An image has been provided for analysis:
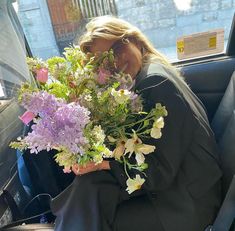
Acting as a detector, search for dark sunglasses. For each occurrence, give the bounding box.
[110,38,130,58]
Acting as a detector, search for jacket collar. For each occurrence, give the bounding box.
[135,62,170,91]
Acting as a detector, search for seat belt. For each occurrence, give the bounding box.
[205,175,235,231]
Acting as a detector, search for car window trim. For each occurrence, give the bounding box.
[0,60,28,82]
[226,13,235,56]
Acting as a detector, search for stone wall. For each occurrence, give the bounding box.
[115,0,235,59]
[17,0,234,60]
[18,0,59,59]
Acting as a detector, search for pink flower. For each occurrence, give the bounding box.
[36,68,48,83]
[19,111,35,125]
[97,68,110,85]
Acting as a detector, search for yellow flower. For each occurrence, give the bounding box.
[126,175,145,194]
[113,140,126,160]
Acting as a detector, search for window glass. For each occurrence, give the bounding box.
[15,0,234,61]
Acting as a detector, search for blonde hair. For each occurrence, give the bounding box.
[79,16,169,66]
[78,16,210,127]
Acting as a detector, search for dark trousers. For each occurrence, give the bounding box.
[51,171,122,231]
[50,171,164,231]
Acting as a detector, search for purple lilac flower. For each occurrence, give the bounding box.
[21,91,65,117]
[25,121,55,153]
[22,92,90,154]
[54,103,90,153]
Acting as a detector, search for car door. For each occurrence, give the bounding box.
[0,0,34,227]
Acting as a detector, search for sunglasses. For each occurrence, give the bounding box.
[110,38,130,58]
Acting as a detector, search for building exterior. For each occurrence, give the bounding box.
[17,0,234,61]
[46,0,82,53]
[115,0,235,60]
[17,0,116,58]
[17,0,60,59]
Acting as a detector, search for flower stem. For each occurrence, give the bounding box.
[123,157,131,179]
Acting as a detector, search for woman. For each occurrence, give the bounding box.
[51,16,222,231]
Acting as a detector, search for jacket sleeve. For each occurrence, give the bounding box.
[109,75,197,195]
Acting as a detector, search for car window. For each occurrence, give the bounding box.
[14,0,234,61]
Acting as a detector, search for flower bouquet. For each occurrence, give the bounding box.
[10,46,167,194]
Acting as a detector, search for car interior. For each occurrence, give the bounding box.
[0,0,235,230]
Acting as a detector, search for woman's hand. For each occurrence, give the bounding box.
[72,161,110,175]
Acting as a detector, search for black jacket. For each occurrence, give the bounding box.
[50,63,222,231]
[110,63,222,231]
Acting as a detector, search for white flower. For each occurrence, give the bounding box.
[150,117,164,139]
[92,125,105,144]
[135,152,145,166]
[126,175,145,194]
[84,94,92,101]
[124,133,140,155]
[111,88,131,104]
[150,127,162,139]
[125,133,155,157]
[102,146,113,158]
[136,144,156,154]
[154,117,164,129]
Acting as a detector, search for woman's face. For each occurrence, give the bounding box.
[89,38,142,79]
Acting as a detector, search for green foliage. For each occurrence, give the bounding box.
[18,82,38,103]
[9,141,27,151]
[63,46,87,72]
[46,56,67,82]
[45,82,70,100]
[26,57,47,72]
[54,148,78,168]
